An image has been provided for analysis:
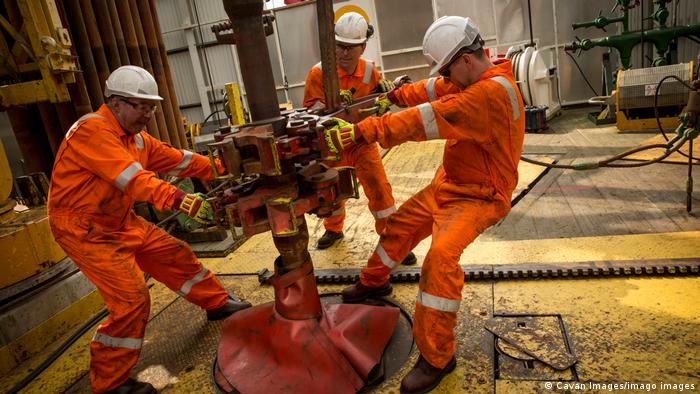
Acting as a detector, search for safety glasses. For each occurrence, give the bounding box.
[119,97,157,114]
[335,43,363,53]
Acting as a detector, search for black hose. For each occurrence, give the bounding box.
[520,136,688,170]
[653,74,699,162]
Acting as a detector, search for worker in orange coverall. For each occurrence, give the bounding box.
[48,66,252,394]
[326,16,525,394]
[303,12,416,266]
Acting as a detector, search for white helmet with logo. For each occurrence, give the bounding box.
[335,12,371,45]
[104,65,163,100]
[422,16,483,76]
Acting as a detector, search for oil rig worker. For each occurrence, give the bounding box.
[303,12,416,266]
[327,16,525,393]
[47,65,252,394]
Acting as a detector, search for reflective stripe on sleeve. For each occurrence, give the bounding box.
[417,290,461,312]
[115,162,144,191]
[167,150,193,176]
[417,103,439,140]
[362,60,373,85]
[314,61,322,70]
[376,243,398,269]
[426,77,437,102]
[134,133,144,150]
[177,267,209,297]
[66,113,106,138]
[93,332,143,350]
[331,207,346,216]
[489,76,521,120]
[372,205,396,219]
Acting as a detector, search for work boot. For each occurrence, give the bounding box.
[105,378,157,394]
[400,355,457,394]
[401,252,418,265]
[206,294,252,321]
[341,281,392,303]
[316,230,344,249]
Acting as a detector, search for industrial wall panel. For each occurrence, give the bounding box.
[434,0,496,39]
[156,0,189,49]
[274,3,320,88]
[168,52,201,107]
[557,47,606,104]
[555,0,612,43]
[200,45,238,91]
[189,0,228,27]
[375,0,433,52]
[182,107,205,125]
[266,32,285,88]
[382,51,426,71]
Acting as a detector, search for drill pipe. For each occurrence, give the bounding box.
[223,0,281,124]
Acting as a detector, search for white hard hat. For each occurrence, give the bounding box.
[422,16,482,76]
[335,12,369,45]
[104,65,163,100]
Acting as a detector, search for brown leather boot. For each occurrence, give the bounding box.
[341,281,392,303]
[400,355,456,394]
[105,378,157,394]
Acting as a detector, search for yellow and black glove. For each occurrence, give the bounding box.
[339,89,354,105]
[323,117,356,153]
[173,190,213,225]
[377,79,395,93]
[374,93,394,115]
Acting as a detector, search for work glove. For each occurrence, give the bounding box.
[377,79,395,93]
[374,93,394,115]
[173,190,214,225]
[339,89,354,105]
[392,74,413,88]
[323,117,356,153]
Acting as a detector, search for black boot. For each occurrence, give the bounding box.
[341,281,392,303]
[105,378,157,394]
[316,230,344,249]
[401,252,418,265]
[207,294,252,321]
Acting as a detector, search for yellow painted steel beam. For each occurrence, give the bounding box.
[224,82,245,126]
[0,289,103,375]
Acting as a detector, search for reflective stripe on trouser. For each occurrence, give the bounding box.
[359,178,509,368]
[48,212,229,393]
[323,142,395,233]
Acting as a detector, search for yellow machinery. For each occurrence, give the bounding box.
[0,140,66,290]
[615,62,695,131]
[0,0,78,108]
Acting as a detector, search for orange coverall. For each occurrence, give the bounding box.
[355,60,525,368]
[303,58,396,234]
[48,104,229,393]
